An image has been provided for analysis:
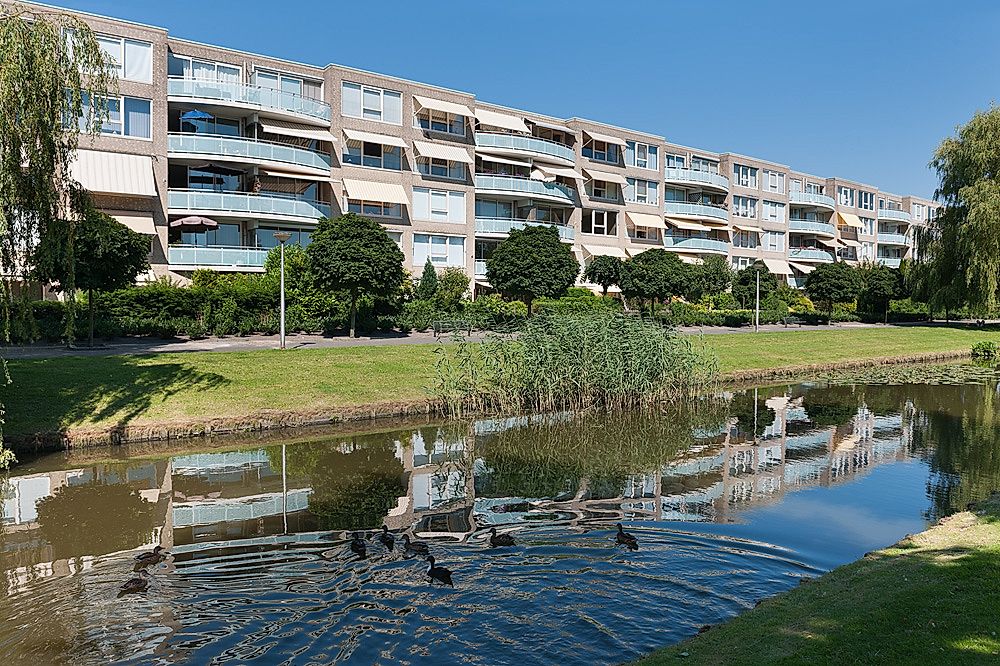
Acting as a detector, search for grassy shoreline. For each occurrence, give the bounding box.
[0,325,994,446]
[635,495,1000,665]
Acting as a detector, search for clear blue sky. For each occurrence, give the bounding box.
[46,0,1000,197]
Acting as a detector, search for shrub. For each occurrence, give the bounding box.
[397,299,441,332]
[463,294,527,330]
[971,341,999,359]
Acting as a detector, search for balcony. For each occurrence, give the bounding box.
[474,174,576,205]
[788,247,834,263]
[663,167,730,192]
[168,189,331,223]
[168,245,269,271]
[167,77,332,124]
[475,132,575,165]
[475,260,487,276]
[167,133,332,173]
[788,219,837,237]
[789,191,837,210]
[878,257,902,268]
[877,208,912,223]
[877,232,908,246]
[662,236,729,254]
[663,201,729,222]
[475,217,574,241]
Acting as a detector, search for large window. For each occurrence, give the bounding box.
[625,141,658,170]
[414,108,465,136]
[347,200,402,218]
[174,222,241,247]
[858,190,875,211]
[625,178,658,205]
[665,153,686,168]
[168,54,241,83]
[254,70,323,100]
[413,234,465,267]
[805,182,824,195]
[732,195,758,218]
[582,210,618,235]
[764,231,785,252]
[343,142,402,170]
[78,93,151,139]
[586,179,618,201]
[763,170,785,193]
[733,164,758,188]
[342,82,402,124]
[732,230,758,248]
[475,199,514,219]
[413,188,465,224]
[860,217,875,236]
[582,140,619,163]
[912,203,926,221]
[416,157,464,180]
[762,200,786,223]
[837,186,856,207]
[254,226,312,248]
[98,35,152,83]
[690,156,719,174]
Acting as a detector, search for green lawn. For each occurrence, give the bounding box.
[635,495,1000,665]
[0,325,994,438]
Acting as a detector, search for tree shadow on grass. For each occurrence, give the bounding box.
[2,355,230,447]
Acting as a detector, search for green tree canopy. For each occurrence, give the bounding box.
[858,263,904,321]
[434,267,469,311]
[486,225,578,309]
[686,255,733,301]
[415,259,438,301]
[731,261,779,309]
[805,261,862,313]
[619,249,691,312]
[582,255,623,297]
[306,213,405,337]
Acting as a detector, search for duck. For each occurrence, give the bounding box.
[488,527,517,547]
[133,545,169,570]
[425,556,454,587]
[615,523,639,551]
[117,571,150,597]
[350,532,367,559]
[401,534,429,558]
[378,525,395,551]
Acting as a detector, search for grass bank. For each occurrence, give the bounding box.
[0,325,993,444]
[635,495,1000,665]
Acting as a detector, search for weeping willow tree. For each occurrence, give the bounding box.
[0,2,116,467]
[913,106,1000,315]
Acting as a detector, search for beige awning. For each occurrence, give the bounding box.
[584,168,629,185]
[477,153,532,168]
[837,211,864,229]
[733,224,764,234]
[257,118,336,142]
[789,261,816,274]
[110,210,155,235]
[583,244,629,259]
[678,255,704,265]
[625,211,666,229]
[536,164,585,180]
[343,128,408,148]
[817,237,839,248]
[627,245,654,256]
[583,129,626,147]
[261,169,330,183]
[762,258,792,274]
[841,238,862,248]
[530,118,575,134]
[665,216,712,232]
[413,94,473,118]
[71,149,156,197]
[412,140,474,164]
[342,178,409,205]
[474,108,530,133]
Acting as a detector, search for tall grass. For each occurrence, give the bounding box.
[433,312,718,414]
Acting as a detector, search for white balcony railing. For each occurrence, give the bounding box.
[788,219,837,236]
[168,245,269,269]
[663,201,729,221]
[877,208,912,223]
[877,232,909,246]
[167,76,332,123]
[663,167,730,191]
[474,174,576,204]
[168,189,331,221]
[475,217,574,241]
[168,133,332,172]
[788,247,835,262]
[662,236,729,254]
[475,132,576,164]
[789,191,837,209]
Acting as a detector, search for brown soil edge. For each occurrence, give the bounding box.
[6,349,972,454]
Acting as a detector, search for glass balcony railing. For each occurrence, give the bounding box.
[663,167,730,191]
[474,174,576,204]
[167,76,332,123]
[168,133,332,172]
[475,260,487,276]
[877,208,912,222]
[168,245,270,269]
[168,189,331,221]
[789,191,837,209]
[877,232,909,246]
[662,236,729,253]
[663,201,729,221]
[788,247,835,262]
[475,217,574,241]
[788,219,837,236]
[877,257,902,268]
[475,132,576,164]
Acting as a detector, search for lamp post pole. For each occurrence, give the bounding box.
[273,231,292,350]
[755,270,760,333]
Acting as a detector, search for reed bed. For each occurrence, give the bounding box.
[433,312,719,415]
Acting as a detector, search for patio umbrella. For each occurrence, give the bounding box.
[170,216,218,232]
[180,109,214,121]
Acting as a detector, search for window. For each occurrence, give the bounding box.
[733,231,758,248]
[690,156,719,174]
[837,186,856,207]
[858,191,875,211]
[860,217,875,236]
[625,141,658,170]
[347,200,403,218]
[342,82,402,124]
[732,195,758,218]
[413,188,466,224]
[582,140,619,163]
[625,178,658,205]
[98,35,152,83]
[764,231,785,252]
[665,153,686,168]
[254,70,323,101]
[764,170,785,194]
[254,226,312,248]
[413,234,465,267]
[789,179,802,193]
[731,256,753,270]
[861,242,875,260]
[913,203,926,221]
[805,182,824,195]
[762,200,786,223]
[174,222,241,247]
[78,93,151,139]
[343,142,402,170]
[167,54,240,83]
[532,205,567,225]
[414,108,465,136]
[631,225,659,241]
[416,157,465,180]
[475,199,514,219]
[587,179,618,201]
[582,210,618,235]
[733,164,758,188]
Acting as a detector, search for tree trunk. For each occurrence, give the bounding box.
[88,288,95,347]
[349,291,358,338]
[602,285,608,297]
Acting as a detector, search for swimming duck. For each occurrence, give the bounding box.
[425,556,454,587]
[350,532,367,559]
[401,534,429,558]
[488,527,516,547]
[615,523,639,551]
[378,525,395,551]
[118,571,150,597]
[133,545,169,570]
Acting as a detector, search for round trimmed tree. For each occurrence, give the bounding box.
[732,261,779,309]
[486,225,578,310]
[619,249,691,314]
[805,261,862,315]
[582,255,623,297]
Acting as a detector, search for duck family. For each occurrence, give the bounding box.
[119,545,171,597]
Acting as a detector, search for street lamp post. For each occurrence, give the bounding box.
[273,231,292,350]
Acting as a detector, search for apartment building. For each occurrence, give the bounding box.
[35,3,938,293]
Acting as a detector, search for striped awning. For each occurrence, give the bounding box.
[257,118,336,142]
[110,210,156,235]
[536,164,585,180]
[733,224,764,234]
[529,118,575,134]
[70,149,156,197]
[841,238,862,248]
[584,168,629,185]
[789,261,816,274]
[474,108,529,133]
[343,128,408,148]
[413,95,473,118]
[837,211,864,229]
[665,217,712,232]
[817,237,839,248]
[582,129,626,146]
[412,140,474,164]
[583,244,629,258]
[762,258,792,274]
[342,179,409,205]
[625,211,666,229]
